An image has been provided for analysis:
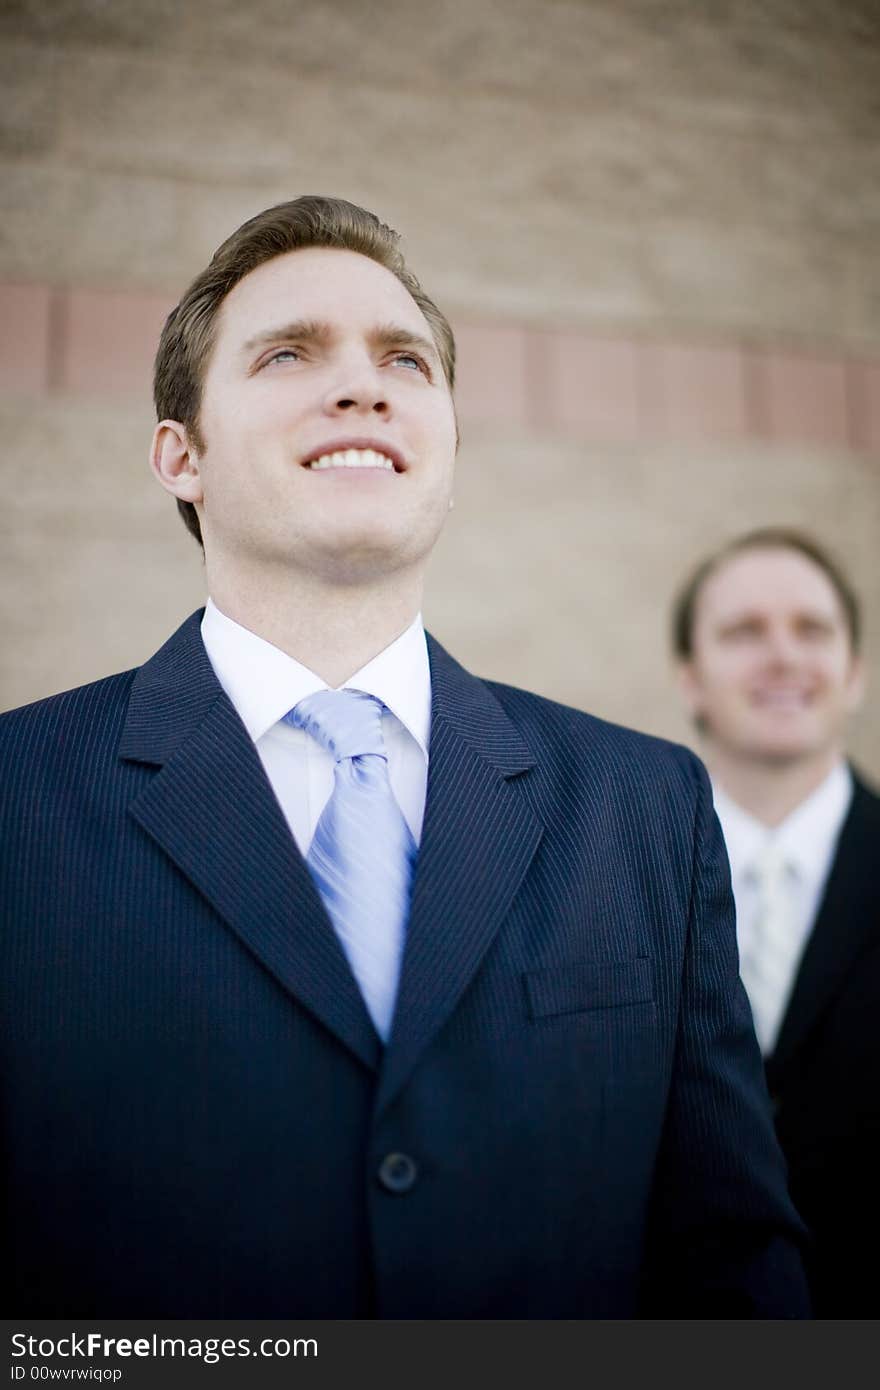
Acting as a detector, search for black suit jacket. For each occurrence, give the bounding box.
[1,612,809,1317]
[765,772,880,1318]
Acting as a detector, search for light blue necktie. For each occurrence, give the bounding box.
[286,689,417,1042]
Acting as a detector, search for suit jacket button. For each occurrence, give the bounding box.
[378,1152,418,1194]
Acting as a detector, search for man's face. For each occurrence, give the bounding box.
[185,247,457,585]
[678,547,864,766]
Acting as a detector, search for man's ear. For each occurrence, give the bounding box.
[675,660,704,721]
[845,654,867,715]
[149,420,204,504]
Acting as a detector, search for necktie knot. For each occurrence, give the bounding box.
[748,841,796,896]
[287,688,387,762]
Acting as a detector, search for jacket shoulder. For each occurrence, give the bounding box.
[1,668,138,721]
[0,669,138,764]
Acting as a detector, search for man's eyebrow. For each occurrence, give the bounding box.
[368,323,440,362]
[239,319,440,365]
[716,612,765,630]
[241,319,332,354]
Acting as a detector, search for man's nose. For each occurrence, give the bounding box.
[323,359,390,416]
[764,626,803,666]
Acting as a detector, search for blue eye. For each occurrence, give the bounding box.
[266,348,301,365]
[394,353,424,372]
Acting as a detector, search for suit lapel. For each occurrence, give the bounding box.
[376,636,543,1114]
[769,777,880,1087]
[119,612,381,1073]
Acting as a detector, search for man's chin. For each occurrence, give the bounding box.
[296,513,448,586]
[742,735,830,769]
[302,537,423,587]
[707,720,831,769]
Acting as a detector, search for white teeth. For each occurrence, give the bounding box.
[754,691,809,706]
[308,448,395,471]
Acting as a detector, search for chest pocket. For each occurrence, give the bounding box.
[523,956,654,1021]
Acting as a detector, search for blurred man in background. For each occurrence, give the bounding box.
[673,527,879,1317]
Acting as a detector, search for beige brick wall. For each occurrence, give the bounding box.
[2,0,879,777]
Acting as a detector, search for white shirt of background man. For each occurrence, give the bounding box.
[200,598,431,856]
[713,760,853,1056]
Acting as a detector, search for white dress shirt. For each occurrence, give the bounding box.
[200,599,431,857]
[713,760,853,1053]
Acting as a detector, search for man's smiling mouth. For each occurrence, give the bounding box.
[308,448,395,471]
[750,688,814,708]
[301,441,406,472]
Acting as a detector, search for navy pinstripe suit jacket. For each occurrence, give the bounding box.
[1,611,809,1317]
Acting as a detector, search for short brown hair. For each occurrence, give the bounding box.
[153,195,457,545]
[672,527,862,657]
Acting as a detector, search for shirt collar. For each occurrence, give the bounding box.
[713,760,853,885]
[200,598,431,757]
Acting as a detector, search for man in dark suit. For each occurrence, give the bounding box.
[2,197,808,1318]
[673,527,879,1317]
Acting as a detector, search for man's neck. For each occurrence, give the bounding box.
[705,744,845,828]
[206,563,425,688]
